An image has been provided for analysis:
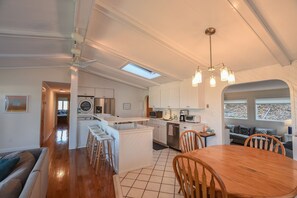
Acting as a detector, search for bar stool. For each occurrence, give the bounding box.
[93,134,114,174]
[87,125,106,165]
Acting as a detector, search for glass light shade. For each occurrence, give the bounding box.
[210,75,216,87]
[192,76,198,87]
[220,66,229,81]
[228,71,235,84]
[194,68,202,83]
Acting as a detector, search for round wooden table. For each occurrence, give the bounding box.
[184,145,297,197]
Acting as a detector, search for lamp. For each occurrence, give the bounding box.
[192,27,236,87]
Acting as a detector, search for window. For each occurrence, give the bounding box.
[224,99,247,119]
[121,63,161,79]
[58,100,68,111]
[255,98,291,121]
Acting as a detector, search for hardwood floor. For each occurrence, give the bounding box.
[44,124,115,198]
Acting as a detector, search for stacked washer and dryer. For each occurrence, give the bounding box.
[77,96,94,120]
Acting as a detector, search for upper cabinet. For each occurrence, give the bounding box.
[180,78,205,109]
[95,88,114,98]
[78,87,95,96]
[149,86,161,108]
[160,82,180,108]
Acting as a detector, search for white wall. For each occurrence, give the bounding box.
[43,83,57,143]
[197,62,297,159]
[78,71,148,117]
[0,67,70,152]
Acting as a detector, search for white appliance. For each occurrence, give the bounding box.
[185,115,201,123]
[78,96,94,114]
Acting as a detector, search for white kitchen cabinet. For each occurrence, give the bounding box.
[158,121,167,145]
[78,86,95,96]
[149,119,167,144]
[180,78,205,109]
[95,88,114,98]
[160,82,180,108]
[149,86,161,108]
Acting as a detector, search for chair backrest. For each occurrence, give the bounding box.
[244,133,286,156]
[173,154,228,198]
[180,130,205,153]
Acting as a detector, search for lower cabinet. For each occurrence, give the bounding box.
[148,119,167,145]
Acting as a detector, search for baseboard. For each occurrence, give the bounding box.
[0,145,40,153]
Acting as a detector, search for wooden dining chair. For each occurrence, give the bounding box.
[244,133,286,156]
[173,154,228,198]
[180,130,205,153]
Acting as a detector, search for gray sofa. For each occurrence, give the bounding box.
[0,148,49,198]
[227,125,293,158]
[227,125,277,145]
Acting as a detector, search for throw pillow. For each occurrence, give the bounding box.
[0,157,20,182]
[239,126,250,136]
[255,129,267,134]
[233,125,240,134]
[0,178,22,198]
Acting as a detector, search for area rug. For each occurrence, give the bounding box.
[153,142,168,150]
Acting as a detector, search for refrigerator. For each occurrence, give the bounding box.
[94,98,115,115]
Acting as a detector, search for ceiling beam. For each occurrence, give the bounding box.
[80,69,148,90]
[91,61,160,86]
[94,0,208,67]
[228,0,291,66]
[0,28,71,40]
[85,39,183,81]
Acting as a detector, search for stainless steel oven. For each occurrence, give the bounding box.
[167,122,180,150]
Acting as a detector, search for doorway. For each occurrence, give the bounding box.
[40,81,71,146]
[223,80,293,158]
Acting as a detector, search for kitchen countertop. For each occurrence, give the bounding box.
[149,118,204,125]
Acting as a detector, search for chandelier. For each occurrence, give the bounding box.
[192,27,235,87]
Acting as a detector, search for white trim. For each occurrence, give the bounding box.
[0,28,71,40]
[94,1,207,67]
[92,61,160,86]
[227,0,291,66]
[85,39,182,81]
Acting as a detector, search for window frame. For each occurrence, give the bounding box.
[255,97,291,122]
[224,99,248,120]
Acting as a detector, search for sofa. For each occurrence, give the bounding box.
[0,148,49,198]
[227,125,293,158]
[227,125,277,145]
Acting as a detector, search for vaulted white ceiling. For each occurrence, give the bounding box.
[0,0,297,89]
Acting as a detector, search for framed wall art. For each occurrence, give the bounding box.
[4,95,29,112]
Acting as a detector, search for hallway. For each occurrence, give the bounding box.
[44,124,115,198]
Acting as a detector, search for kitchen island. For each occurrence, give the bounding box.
[78,114,153,173]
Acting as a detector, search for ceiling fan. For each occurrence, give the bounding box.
[71,55,97,68]
[70,32,96,68]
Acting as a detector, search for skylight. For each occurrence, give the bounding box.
[121,63,161,79]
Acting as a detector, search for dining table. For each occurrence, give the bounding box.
[183,145,297,197]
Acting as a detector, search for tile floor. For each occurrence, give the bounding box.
[118,148,183,198]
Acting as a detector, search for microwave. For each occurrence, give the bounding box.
[149,111,163,118]
[185,115,201,123]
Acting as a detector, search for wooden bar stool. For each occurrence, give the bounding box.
[87,125,106,165]
[93,134,114,175]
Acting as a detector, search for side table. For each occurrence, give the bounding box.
[198,132,215,147]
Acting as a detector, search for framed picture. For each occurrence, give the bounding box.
[4,95,29,112]
[123,103,131,110]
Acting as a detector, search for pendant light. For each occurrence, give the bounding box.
[220,64,229,81]
[228,70,235,84]
[192,66,202,87]
[210,75,216,87]
[191,27,236,87]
